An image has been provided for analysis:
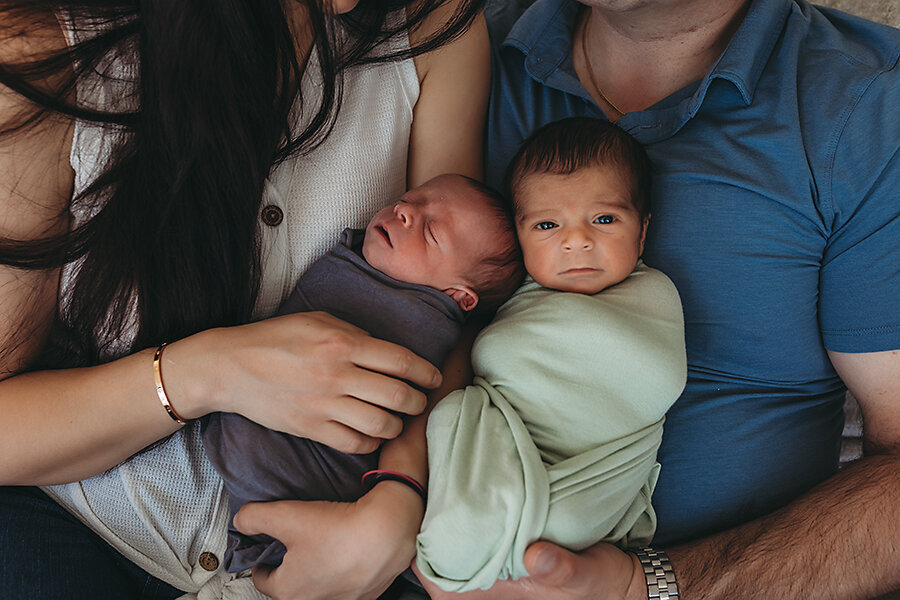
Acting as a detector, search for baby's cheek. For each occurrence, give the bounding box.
[523,254,552,287]
[362,246,397,280]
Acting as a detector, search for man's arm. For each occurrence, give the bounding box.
[661,349,900,599]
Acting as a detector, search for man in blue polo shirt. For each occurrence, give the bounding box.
[466,0,900,597]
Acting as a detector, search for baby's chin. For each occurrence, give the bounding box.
[538,277,613,295]
[360,232,375,263]
[360,228,387,270]
[360,234,406,283]
[556,284,608,295]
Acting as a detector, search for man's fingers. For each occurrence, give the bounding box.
[524,541,578,587]
[351,336,442,391]
[250,563,277,597]
[233,501,298,538]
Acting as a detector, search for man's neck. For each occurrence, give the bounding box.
[573,0,751,118]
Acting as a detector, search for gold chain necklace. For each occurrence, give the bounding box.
[581,15,625,117]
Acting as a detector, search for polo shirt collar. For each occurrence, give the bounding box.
[502,0,793,107]
[709,0,793,105]
[503,0,591,100]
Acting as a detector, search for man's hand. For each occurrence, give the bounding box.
[233,482,424,600]
[413,541,643,600]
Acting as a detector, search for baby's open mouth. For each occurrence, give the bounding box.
[376,225,392,247]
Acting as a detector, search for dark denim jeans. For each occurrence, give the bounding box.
[0,486,184,600]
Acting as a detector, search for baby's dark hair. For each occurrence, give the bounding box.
[504,118,652,220]
[458,176,524,316]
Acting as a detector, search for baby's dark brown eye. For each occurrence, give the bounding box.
[594,215,616,224]
[535,221,557,230]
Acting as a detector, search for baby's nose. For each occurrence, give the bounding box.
[393,203,412,226]
[562,228,594,251]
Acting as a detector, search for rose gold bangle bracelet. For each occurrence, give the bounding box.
[153,342,187,425]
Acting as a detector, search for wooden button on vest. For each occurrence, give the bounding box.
[261,205,284,227]
[199,551,220,571]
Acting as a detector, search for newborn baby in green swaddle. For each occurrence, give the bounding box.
[415,118,687,592]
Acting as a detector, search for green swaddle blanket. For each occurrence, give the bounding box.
[415,261,686,592]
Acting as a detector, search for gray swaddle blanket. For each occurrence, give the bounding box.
[415,262,686,592]
[202,228,464,573]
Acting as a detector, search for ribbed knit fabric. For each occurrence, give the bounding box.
[44,11,418,599]
[255,24,418,318]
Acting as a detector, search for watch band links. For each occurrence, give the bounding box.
[635,547,679,600]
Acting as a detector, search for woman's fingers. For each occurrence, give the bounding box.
[203,311,443,444]
[341,365,429,416]
[234,503,295,598]
[349,333,442,391]
[313,419,382,455]
[324,394,404,440]
[293,311,441,393]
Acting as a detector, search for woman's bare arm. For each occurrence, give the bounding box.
[408,3,491,185]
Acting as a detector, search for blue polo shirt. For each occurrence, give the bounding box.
[485,0,900,545]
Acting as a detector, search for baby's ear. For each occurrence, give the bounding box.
[444,286,479,312]
[639,213,651,255]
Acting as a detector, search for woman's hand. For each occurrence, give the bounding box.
[165,311,442,454]
[413,540,643,600]
[233,482,425,600]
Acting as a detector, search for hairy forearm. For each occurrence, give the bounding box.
[668,454,900,599]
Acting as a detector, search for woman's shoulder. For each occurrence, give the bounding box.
[0,8,74,132]
[0,9,74,229]
[407,0,489,83]
[0,8,68,62]
[404,0,490,182]
[0,10,74,375]
[0,8,73,108]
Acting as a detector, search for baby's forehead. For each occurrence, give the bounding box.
[516,164,633,189]
[421,174,513,235]
[514,170,637,210]
[453,195,512,249]
[438,181,506,220]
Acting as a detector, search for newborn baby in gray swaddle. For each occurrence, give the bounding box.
[201,174,524,574]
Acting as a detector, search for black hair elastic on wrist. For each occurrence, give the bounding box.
[361,470,427,502]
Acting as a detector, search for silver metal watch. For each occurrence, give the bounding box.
[634,547,679,600]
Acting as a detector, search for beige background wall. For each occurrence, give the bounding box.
[816,0,898,26]
[816,0,897,467]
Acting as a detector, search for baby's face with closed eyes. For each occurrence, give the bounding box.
[362,174,511,311]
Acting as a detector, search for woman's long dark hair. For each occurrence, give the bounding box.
[0,0,483,367]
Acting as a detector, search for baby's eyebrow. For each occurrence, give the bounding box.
[517,208,553,222]
[593,197,636,211]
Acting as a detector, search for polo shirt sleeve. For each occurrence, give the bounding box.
[819,55,900,353]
